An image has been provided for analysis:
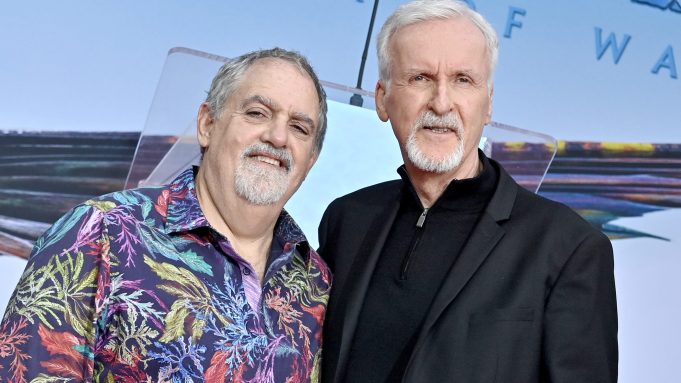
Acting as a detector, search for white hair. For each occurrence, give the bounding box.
[377,0,499,86]
[234,142,294,205]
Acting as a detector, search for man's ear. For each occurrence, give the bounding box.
[375,81,390,122]
[197,103,215,149]
[486,86,494,124]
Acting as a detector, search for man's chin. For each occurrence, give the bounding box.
[236,187,286,206]
[234,170,290,206]
[406,148,463,174]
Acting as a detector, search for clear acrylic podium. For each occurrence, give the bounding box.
[125,48,557,247]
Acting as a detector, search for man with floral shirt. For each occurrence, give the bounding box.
[0,48,331,382]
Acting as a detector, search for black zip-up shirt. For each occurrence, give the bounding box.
[345,152,499,382]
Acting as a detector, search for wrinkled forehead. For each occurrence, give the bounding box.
[235,59,320,122]
[388,17,491,79]
[392,17,487,53]
[244,60,317,100]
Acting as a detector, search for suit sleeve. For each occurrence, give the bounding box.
[542,231,618,382]
[0,203,108,383]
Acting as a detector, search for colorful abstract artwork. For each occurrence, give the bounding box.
[1,132,679,260]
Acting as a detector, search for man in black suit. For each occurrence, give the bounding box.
[318,1,618,382]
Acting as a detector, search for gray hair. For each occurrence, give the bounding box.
[377,0,499,86]
[205,47,328,154]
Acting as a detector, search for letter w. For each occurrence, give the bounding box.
[595,27,631,65]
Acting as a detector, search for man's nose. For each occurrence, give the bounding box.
[261,118,288,148]
[428,82,454,115]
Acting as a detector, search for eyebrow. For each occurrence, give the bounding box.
[455,69,479,77]
[242,94,316,131]
[405,67,481,77]
[241,94,278,110]
[291,111,316,131]
[405,68,433,76]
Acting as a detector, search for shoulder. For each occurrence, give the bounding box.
[520,187,595,228]
[490,159,597,234]
[86,184,167,221]
[508,184,611,249]
[493,172,613,290]
[33,185,168,254]
[318,180,401,261]
[320,180,401,233]
[489,160,608,247]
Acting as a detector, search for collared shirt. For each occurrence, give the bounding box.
[0,168,331,383]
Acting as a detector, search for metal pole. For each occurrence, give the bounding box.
[350,0,380,107]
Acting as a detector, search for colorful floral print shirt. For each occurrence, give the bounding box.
[0,168,331,383]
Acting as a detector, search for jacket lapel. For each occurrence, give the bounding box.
[417,213,504,335]
[411,163,519,354]
[333,197,400,382]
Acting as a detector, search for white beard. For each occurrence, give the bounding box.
[405,111,465,173]
[234,143,294,205]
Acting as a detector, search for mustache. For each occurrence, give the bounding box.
[414,111,463,135]
[242,143,294,172]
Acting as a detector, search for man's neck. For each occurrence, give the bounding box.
[405,155,482,208]
[195,172,281,281]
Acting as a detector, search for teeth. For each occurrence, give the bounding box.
[255,155,281,167]
[426,127,450,133]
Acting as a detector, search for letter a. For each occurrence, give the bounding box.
[595,27,631,65]
[651,45,678,79]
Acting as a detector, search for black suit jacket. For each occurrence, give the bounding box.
[318,160,618,383]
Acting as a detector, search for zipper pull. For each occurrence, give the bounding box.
[416,208,429,228]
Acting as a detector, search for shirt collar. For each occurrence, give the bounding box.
[273,209,308,246]
[164,167,210,234]
[163,168,310,249]
[397,149,499,211]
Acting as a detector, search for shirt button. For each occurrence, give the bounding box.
[242,268,251,276]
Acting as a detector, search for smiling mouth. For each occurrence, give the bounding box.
[250,154,289,170]
[423,125,455,134]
